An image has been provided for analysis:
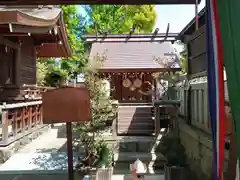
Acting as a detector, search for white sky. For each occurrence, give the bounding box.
[78,2,205,33]
[155,1,205,33]
[77,2,206,52]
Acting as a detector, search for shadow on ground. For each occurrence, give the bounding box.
[30,124,85,170]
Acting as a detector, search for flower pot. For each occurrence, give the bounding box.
[164,164,186,180]
[96,167,113,180]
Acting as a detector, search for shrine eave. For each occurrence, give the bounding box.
[97,68,181,73]
[83,33,178,43]
[0,0,201,5]
[0,6,72,57]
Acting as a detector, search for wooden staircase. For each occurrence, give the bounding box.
[117,103,154,136]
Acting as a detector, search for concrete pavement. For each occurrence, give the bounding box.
[0,123,165,180]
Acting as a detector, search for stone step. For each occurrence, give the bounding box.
[0,172,165,180]
[99,135,163,142]
[116,141,164,153]
[100,135,165,153]
[114,152,166,162]
[116,136,164,153]
[113,152,166,168]
[113,165,164,175]
[114,161,166,170]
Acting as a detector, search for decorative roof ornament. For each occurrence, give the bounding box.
[133,79,142,88]
[122,78,132,88]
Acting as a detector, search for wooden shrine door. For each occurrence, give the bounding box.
[121,73,153,102]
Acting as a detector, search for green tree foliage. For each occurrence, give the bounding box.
[74,55,116,168]
[36,59,68,86]
[176,41,187,74]
[85,5,157,34]
[36,60,48,86]
[59,5,87,79]
[37,5,87,86]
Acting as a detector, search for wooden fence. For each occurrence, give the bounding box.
[176,79,228,133]
[0,101,44,146]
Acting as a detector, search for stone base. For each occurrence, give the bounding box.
[0,171,165,180]
[179,120,212,180]
[0,125,50,163]
[115,136,163,153]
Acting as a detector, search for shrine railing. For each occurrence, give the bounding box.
[176,78,228,134]
[0,100,44,146]
[21,84,55,100]
[176,81,210,133]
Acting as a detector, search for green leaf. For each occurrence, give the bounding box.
[85,5,157,34]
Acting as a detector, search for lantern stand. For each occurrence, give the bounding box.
[42,86,92,180]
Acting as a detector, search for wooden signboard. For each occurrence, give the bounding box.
[42,86,91,124]
[42,86,92,180]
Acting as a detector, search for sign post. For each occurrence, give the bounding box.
[66,122,74,180]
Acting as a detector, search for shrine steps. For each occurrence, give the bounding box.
[117,104,155,136]
[0,172,165,180]
[113,151,166,168]
[111,135,167,174]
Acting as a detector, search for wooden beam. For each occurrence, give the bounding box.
[151,28,159,41]
[160,23,170,43]
[0,36,20,49]
[97,68,181,73]
[15,48,21,87]
[2,33,30,37]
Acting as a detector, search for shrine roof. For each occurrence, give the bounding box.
[0,5,72,57]
[0,5,61,27]
[89,41,181,72]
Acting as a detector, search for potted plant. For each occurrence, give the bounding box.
[74,61,115,179]
[75,139,114,180]
[159,133,187,180]
[93,142,113,179]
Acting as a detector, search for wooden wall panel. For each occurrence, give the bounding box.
[0,44,16,85]
[186,25,207,76]
[19,36,36,85]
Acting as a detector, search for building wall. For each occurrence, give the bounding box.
[178,12,234,179]
[19,36,36,85]
[187,25,206,76]
[176,77,230,179]
[179,120,212,179]
[0,36,37,102]
[0,44,16,85]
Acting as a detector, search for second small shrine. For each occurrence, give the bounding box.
[84,33,181,103]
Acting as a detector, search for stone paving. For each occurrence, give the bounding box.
[0,123,77,171]
[0,123,165,180]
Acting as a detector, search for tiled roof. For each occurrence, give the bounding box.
[0,5,61,26]
[89,42,180,70]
